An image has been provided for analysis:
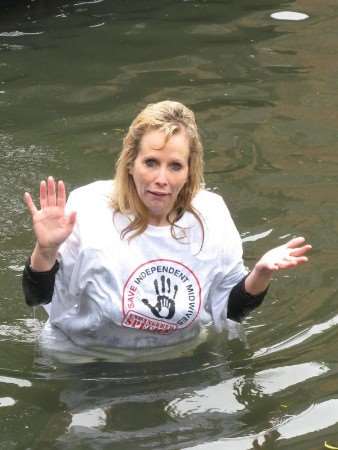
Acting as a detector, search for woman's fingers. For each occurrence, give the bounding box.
[289,244,312,257]
[275,251,309,270]
[66,211,77,230]
[56,180,66,208]
[260,240,311,272]
[286,236,306,248]
[47,176,57,207]
[39,180,47,209]
[283,237,312,262]
[280,256,307,266]
[23,192,38,216]
[38,177,66,210]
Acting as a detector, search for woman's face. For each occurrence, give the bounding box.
[130,128,190,226]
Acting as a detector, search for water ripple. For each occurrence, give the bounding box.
[74,0,105,5]
[186,399,338,449]
[167,362,329,417]
[0,375,32,388]
[0,31,44,37]
[253,314,338,358]
[242,228,273,243]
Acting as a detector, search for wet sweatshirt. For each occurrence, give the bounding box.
[23,181,266,350]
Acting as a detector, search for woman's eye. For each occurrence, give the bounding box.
[171,162,183,171]
[144,159,157,168]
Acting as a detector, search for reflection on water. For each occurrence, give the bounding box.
[1,0,338,448]
[253,313,338,358]
[167,362,329,416]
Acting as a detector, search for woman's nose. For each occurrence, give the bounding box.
[154,167,169,185]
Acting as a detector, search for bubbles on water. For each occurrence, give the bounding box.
[270,11,309,21]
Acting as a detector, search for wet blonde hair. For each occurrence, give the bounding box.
[112,100,205,241]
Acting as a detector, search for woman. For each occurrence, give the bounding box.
[22,100,311,355]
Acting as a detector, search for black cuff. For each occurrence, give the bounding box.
[227,274,268,322]
[22,257,59,307]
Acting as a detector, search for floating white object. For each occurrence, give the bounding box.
[270,11,309,21]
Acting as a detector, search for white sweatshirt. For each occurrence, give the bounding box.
[46,180,247,351]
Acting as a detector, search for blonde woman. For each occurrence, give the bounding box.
[22,101,311,355]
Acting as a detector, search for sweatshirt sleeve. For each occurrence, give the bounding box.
[201,194,249,331]
[22,258,59,306]
[204,194,268,326]
[227,274,268,322]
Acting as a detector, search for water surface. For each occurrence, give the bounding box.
[1,0,338,448]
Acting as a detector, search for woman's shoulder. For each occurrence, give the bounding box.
[70,180,113,198]
[66,180,114,213]
[192,189,241,253]
[193,189,230,214]
[192,188,238,234]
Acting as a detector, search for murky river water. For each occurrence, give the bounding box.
[1,0,338,448]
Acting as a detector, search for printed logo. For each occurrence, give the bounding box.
[122,259,201,334]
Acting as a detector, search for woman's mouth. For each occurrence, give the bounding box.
[148,190,170,197]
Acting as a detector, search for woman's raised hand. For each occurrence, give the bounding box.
[24,177,76,255]
[245,237,312,296]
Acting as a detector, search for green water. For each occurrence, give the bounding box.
[1,0,338,448]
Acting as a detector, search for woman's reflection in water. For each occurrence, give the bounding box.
[29,334,286,449]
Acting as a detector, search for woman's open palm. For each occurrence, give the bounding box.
[255,237,311,272]
[24,177,76,251]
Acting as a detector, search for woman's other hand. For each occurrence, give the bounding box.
[245,237,312,295]
[254,237,311,272]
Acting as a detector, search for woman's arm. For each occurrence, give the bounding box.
[23,177,76,306]
[227,237,311,322]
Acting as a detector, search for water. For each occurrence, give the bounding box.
[1,0,338,448]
